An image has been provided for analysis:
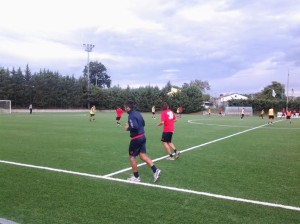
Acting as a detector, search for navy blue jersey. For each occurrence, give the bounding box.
[127,109,145,138]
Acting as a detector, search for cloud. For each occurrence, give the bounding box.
[1,0,300,96]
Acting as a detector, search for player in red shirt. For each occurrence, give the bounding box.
[116,107,123,126]
[219,108,222,117]
[157,102,180,160]
[286,109,292,124]
[177,106,183,118]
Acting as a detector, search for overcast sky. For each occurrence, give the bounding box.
[1,0,300,97]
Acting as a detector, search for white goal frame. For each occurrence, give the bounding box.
[224,106,253,117]
[0,100,12,114]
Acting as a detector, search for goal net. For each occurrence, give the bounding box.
[224,106,253,116]
[0,100,11,114]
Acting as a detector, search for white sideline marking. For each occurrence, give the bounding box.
[0,159,299,212]
[188,120,253,128]
[104,120,282,177]
[189,119,300,130]
[0,218,18,224]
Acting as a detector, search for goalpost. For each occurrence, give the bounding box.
[0,100,11,114]
[224,106,253,117]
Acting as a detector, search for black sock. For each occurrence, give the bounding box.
[134,172,139,178]
[174,149,177,153]
[151,165,157,173]
[169,154,173,157]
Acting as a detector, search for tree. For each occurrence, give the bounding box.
[24,64,34,105]
[168,85,203,113]
[11,67,25,107]
[180,86,203,113]
[183,79,210,92]
[256,81,285,100]
[0,68,12,100]
[83,61,111,88]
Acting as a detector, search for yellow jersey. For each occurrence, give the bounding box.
[90,106,96,115]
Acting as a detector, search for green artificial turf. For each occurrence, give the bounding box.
[0,112,299,223]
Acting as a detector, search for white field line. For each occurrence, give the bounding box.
[104,120,282,177]
[188,121,253,128]
[188,119,300,130]
[0,159,299,212]
[0,218,18,224]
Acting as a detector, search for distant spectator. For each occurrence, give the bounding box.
[29,104,33,114]
[260,109,264,119]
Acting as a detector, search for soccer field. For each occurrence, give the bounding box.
[0,112,299,224]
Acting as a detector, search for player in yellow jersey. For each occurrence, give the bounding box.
[268,107,275,124]
[90,105,96,121]
[241,108,245,119]
[151,105,156,119]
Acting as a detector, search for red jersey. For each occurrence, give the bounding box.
[161,109,176,132]
[116,108,123,117]
[178,107,183,113]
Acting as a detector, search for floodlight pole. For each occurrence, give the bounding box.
[286,71,289,110]
[83,43,95,109]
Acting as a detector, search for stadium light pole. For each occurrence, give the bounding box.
[83,43,95,109]
[286,71,290,110]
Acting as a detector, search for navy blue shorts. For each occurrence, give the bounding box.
[129,136,146,157]
[161,132,173,143]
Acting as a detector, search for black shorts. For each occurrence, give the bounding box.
[287,116,291,119]
[116,116,121,121]
[161,132,173,143]
[129,136,146,157]
[269,115,274,119]
[90,114,95,117]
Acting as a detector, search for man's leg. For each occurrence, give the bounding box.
[129,155,138,172]
[168,142,180,158]
[139,153,154,167]
[163,142,172,155]
[127,155,140,182]
[139,153,161,183]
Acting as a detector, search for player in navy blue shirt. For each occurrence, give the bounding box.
[124,100,161,183]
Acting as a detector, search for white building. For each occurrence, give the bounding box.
[167,87,181,96]
[216,93,248,106]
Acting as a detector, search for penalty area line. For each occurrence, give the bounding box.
[0,159,299,212]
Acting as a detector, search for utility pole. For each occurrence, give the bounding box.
[83,43,95,109]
